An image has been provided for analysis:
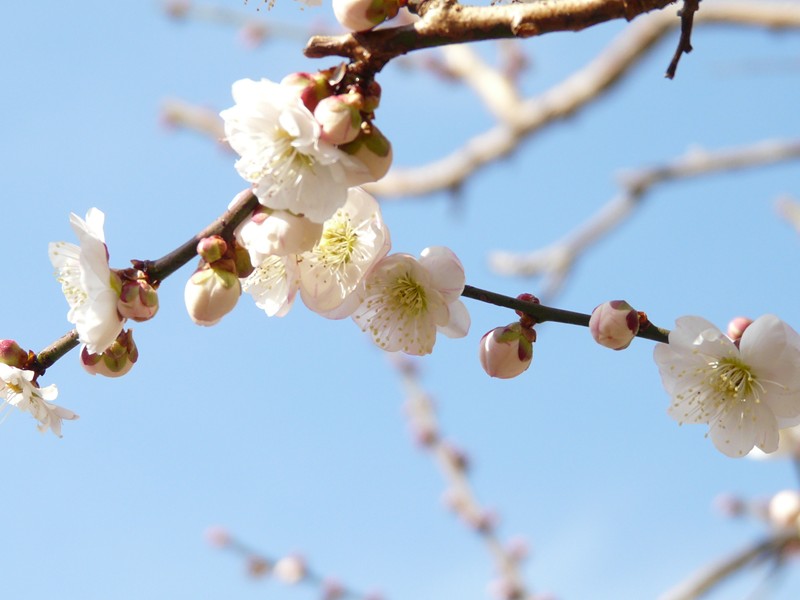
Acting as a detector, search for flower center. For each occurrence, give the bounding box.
[705,357,761,404]
[388,275,427,316]
[315,217,357,269]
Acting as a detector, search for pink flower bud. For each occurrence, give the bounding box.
[274,555,306,584]
[80,329,139,378]
[280,72,333,113]
[117,273,159,322]
[727,316,753,342]
[0,340,28,368]
[333,0,401,31]
[247,556,271,578]
[314,93,363,145]
[204,525,231,548]
[184,265,241,326]
[197,235,227,264]
[479,322,535,379]
[589,300,639,350]
[339,124,393,181]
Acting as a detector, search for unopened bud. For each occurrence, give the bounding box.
[117,272,159,322]
[280,72,333,113]
[333,0,401,31]
[204,525,231,548]
[197,235,227,264]
[727,316,753,342]
[184,265,241,326]
[362,80,381,113]
[236,208,323,265]
[80,329,138,378]
[314,93,363,145]
[589,300,639,350]
[247,556,271,578]
[0,340,28,368]
[274,555,306,584]
[339,124,393,181]
[479,322,535,379]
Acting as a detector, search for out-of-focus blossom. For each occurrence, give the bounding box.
[49,208,125,353]
[332,0,401,31]
[352,246,469,355]
[654,315,800,457]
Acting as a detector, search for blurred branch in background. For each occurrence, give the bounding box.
[391,355,555,600]
[490,139,800,302]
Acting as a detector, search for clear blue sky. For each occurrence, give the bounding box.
[2,2,800,599]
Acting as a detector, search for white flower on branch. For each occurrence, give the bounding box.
[352,246,470,355]
[241,254,299,318]
[298,187,391,317]
[221,78,369,224]
[0,364,77,437]
[49,208,125,354]
[654,315,800,458]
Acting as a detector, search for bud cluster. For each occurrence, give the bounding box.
[280,69,392,181]
[81,329,139,378]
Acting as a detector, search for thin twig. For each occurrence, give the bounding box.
[665,0,701,78]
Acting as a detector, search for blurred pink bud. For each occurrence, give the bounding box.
[247,556,272,578]
[117,273,159,322]
[197,235,228,264]
[164,0,191,19]
[238,22,269,48]
[589,300,639,350]
[441,442,470,472]
[506,536,530,561]
[333,0,401,31]
[80,329,139,378]
[479,322,535,379]
[488,578,524,600]
[339,124,393,181]
[280,72,333,113]
[204,525,231,548]
[314,94,363,145]
[769,489,800,529]
[727,316,753,342]
[322,579,345,600]
[184,265,241,326]
[0,340,28,368]
[274,555,306,584]
[713,493,745,518]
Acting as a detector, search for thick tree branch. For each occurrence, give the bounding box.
[304,0,678,71]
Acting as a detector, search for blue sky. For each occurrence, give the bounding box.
[2,2,800,599]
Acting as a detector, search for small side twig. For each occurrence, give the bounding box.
[665,0,701,78]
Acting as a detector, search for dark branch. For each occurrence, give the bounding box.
[665,0,701,78]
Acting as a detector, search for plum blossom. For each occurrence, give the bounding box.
[0,364,77,437]
[241,255,299,318]
[236,207,323,265]
[352,246,470,355]
[298,187,390,317]
[220,78,369,223]
[653,315,800,457]
[49,208,124,354]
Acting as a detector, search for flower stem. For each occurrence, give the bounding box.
[461,284,670,344]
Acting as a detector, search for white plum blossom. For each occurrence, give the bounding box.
[241,255,299,318]
[654,315,800,457]
[298,187,390,317]
[0,364,77,437]
[220,78,369,223]
[49,208,125,354]
[352,246,470,355]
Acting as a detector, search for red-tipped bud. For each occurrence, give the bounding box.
[280,72,334,113]
[314,93,363,145]
[589,300,639,350]
[197,235,227,264]
[0,340,29,368]
[339,124,393,181]
[479,322,535,379]
[117,272,159,322]
[80,329,139,378]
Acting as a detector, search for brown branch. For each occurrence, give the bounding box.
[304,0,678,73]
[665,0,701,78]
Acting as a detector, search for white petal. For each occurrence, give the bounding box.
[708,400,779,458]
[419,246,465,304]
[438,300,470,339]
